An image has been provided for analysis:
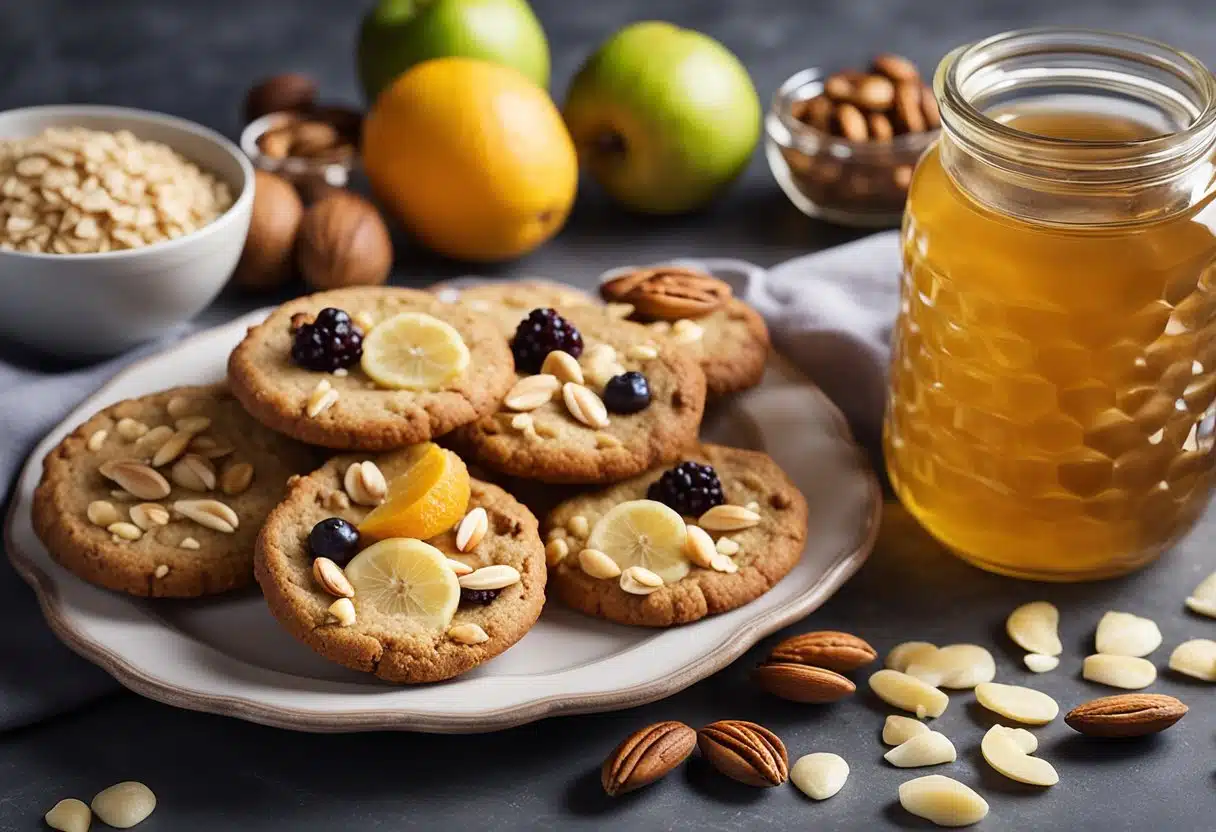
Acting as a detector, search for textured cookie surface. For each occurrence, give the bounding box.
[228,286,515,450]
[431,279,596,339]
[457,306,707,484]
[546,444,807,627]
[256,450,546,684]
[655,299,769,398]
[32,384,319,598]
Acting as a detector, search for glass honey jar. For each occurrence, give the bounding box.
[884,29,1216,580]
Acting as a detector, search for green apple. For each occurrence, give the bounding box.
[563,21,760,214]
[358,0,550,103]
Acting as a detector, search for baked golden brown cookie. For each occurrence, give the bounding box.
[32,384,319,598]
[256,449,546,684]
[228,286,515,450]
[600,266,770,398]
[456,306,706,484]
[544,444,807,627]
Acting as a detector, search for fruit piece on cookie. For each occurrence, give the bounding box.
[32,384,319,598]
[255,444,546,683]
[457,305,706,484]
[431,279,596,339]
[600,266,770,398]
[228,286,515,450]
[544,444,807,626]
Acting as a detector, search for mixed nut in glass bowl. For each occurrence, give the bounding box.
[765,55,940,228]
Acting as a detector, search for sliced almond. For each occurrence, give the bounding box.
[86,429,108,452]
[306,380,339,417]
[1006,601,1062,656]
[327,597,356,626]
[1184,571,1216,618]
[981,725,1058,787]
[1082,654,1157,689]
[620,565,663,595]
[898,775,988,827]
[869,670,949,718]
[1167,638,1216,681]
[344,460,387,507]
[446,558,474,576]
[170,453,216,492]
[458,564,521,591]
[189,436,236,459]
[1024,654,1059,673]
[545,537,569,567]
[709,553,738,573]
[312,557,355,598]
[173,499,239,533]
[883,715,931,747]
[115,417,149,441]
[107,522,142,541]
[1095,611,1162,657]
[716,536,740,556]
[905,644,995,689]
[698,504,760,532]
[684,524,717,568]
[86,500,120,527]
[884,731,956,768]
[510,412,533,432]
[974,682,1058,725]
[455,507,489,552]
[151,430,193,467]
[562,382,610,429]
[128,503,169,531]
[886,642,938,672]
[504,374,560,411]
[541,350,585,384]
[98,459,171,500]
[449,622,489,645]
[137,424,174,449]
[220,461,254,496]
[579,548,621,579]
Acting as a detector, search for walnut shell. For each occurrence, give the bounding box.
[231,170,303,291]
[243,73,317,124]
[296,191,392,290]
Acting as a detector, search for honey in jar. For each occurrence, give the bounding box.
[884,29,1216,580]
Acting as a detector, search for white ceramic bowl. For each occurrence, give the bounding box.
[0,105,254,358]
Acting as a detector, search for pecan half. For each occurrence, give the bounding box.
[768,630,877,673]
[1064,693,1188,737]
[697,720,788,787]
[601,720,696,796]
[600,266,732,320]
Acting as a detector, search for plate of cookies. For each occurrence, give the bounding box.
[6,269,881,733]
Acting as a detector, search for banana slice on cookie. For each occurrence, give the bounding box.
[586,499,690,583]
[344,538,460,629]
[360,312,471,391]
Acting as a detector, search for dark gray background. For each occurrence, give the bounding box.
[2,0,1216,829]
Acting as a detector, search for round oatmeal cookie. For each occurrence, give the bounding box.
[431,279,597,339]
[228,286,515,450]
[32,384,320,598]
[256,450,546,683]
[545,444,807,627]
[456,306,707,484]
[600,267,770,398]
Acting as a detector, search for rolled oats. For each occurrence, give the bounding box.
[86,429,107,452]
[173,499,239,533]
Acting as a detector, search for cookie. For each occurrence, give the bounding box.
[457,306,707,484]
[432,279,597,338]
[228,286,515,450]
[256,449,546,683]
[545,444,807,627]
[32,384,319,598]
[600,266,770,397]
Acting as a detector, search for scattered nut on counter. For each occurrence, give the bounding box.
[243,72,318,124]
[296,190,393,290]
[231,169,303,290]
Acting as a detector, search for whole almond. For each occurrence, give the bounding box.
[855,74,895,110]
[697,720,789,787]
[753,662,856,704]
[872,53,920,83]
[893,82,927,133]
[1065,693,1188,737]
[504,374,561,411]
[601,721,697,796]
[170,453,217,492]
[312,556,355,598]
[562,382,610,429]
[768,630,878,673]
[835,103,869,141]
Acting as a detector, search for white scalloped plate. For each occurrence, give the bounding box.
[6,309,880,733]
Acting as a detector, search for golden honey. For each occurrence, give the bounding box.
[885,41,1216,581]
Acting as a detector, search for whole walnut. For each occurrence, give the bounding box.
[243,73,317,123]
[231,170,303,290]
[296,191,393,290]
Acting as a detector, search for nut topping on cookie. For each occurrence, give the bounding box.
[699,504,761,532]
[504,374,561,411]
[86,500,120,528]
[313,556,355,598]
[174,499,240,533]
[327,597,357,627]
[620,566,663,595]
[541,350,585,385]
[562,383,610,429]
[344,460,387,507]
[455,507,489,552]
[578,548,622,579]
[601,267,732,321]
[458,564,521,591]
[98,460,171,501]
[448,622,490,645]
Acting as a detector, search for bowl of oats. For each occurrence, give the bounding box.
[0,105,254,357]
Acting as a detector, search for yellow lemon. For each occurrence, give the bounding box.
[586,499,690,583]
[344,538,460,628]
[359,444,470,541]
[361,312,470,390]
[362,56,578,262]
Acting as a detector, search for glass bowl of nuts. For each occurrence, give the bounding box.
[240,107,362,195]
[765,55,940,227]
